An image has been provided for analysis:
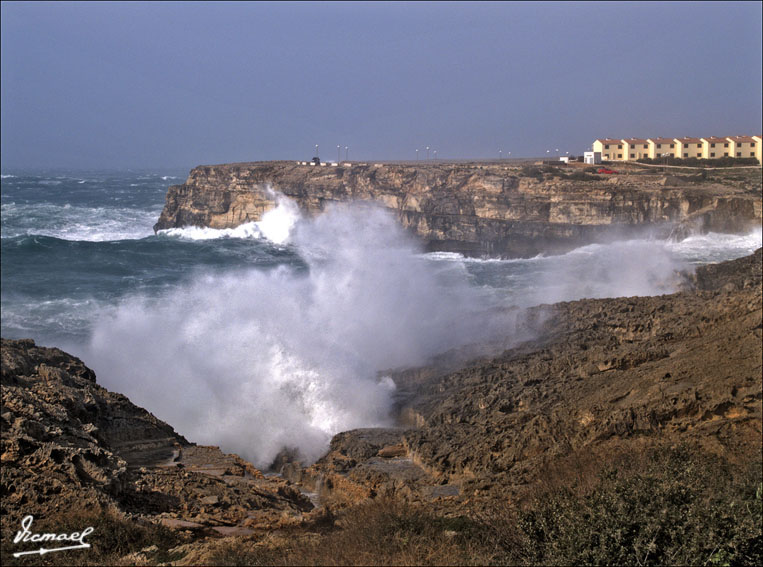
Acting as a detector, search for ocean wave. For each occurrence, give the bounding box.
[159,222,265,241]
[159,196,300,245]
[1,202,159,242]
[1,174,17,179]
[87,203,519,467]
[424,251,542,264]
[666,228,762,262]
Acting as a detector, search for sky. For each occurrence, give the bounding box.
[1,1,761,169]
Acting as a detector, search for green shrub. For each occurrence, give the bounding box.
[521,166,545,180]
[638,156,759,168]
[506,446,762,566]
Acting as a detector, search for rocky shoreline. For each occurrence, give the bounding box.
[154,161,761,257]
[2,249,761,564]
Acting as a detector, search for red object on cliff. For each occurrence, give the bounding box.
[597,168,618,174]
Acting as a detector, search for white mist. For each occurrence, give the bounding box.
[88,200,515,467]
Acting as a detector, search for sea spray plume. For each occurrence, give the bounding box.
[157,187,300,242]
[87,199,517,467]
[530,239,689,306]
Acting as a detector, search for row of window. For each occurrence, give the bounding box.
[607,141,756,150]
[603,151,756,159]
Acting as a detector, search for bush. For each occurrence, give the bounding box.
[638,156,759,168]
[207,499,490,566]
[503,445,762,566]
[561,170,599,181]
[521,166,545,180]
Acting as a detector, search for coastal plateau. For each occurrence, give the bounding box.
[154,161,762,257]
[2,249,761,565]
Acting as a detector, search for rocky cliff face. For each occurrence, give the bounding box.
[154,161,762,257]
[0,339,313,537]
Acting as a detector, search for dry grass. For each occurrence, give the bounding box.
[3,443,759,566]
[1,503,184,567]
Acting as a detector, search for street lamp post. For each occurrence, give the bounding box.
[499,149,502,160]
[337,145,341,162]
[345,146,349,161]
[315,144,319,158]
[433,150,437,160]
[426,146,430,160]
[416,149,419,161]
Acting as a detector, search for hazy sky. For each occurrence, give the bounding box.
[2,1,761,169]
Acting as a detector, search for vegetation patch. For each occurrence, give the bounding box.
[638,156,759,168]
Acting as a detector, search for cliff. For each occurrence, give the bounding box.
[154,161,762,257]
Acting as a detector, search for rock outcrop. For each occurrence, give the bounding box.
[0,339,313,537]
[154,161,761,257]
[288,249,762,507]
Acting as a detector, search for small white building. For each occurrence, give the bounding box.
[584,151,602,165]
[559,156,569,164]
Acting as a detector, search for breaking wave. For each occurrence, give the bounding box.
[87,201,519,467]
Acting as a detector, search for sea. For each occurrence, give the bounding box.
[2,169,761,467]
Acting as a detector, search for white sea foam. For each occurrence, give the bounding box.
[423,229,762,308]
[666,227,762,263]
[1,202,160,241]
[1,174,16,179]
[158,195,300,244]
[161,175,179,181]
[87,200,521,467]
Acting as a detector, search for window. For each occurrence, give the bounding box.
[630,154,635,158]
[618,145,622,149]
[604,154,610,159]
[751,142,756,148]
[724,152,729,157]
[751,152,756,157]
[605,144,610,149]
[684,153,688,158]
[670,144,675,148]
[643,144,648,149]
[657,144,662,149]
[618,153,622,158]
[710,152,715,157]
[711,143,716,148]
[724,143,729,147]
[737,152,742,157]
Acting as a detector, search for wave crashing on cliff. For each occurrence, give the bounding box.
[87,199,518,466]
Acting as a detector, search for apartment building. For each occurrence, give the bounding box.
[648,138,679,159]
[675,137,704,159]
[593,135,761,163]
[727,136,758,159]
[700,137,731,159]
[592,139,624,161]
[624,138,650,160]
